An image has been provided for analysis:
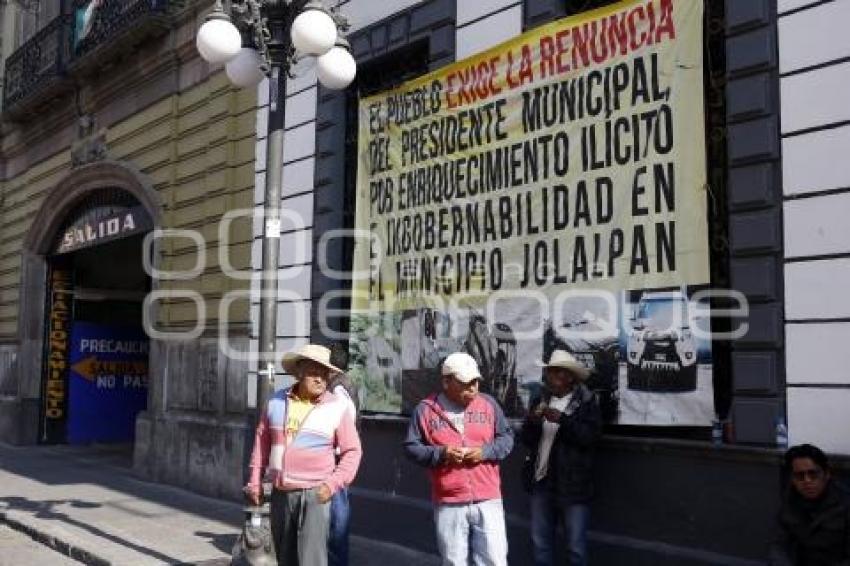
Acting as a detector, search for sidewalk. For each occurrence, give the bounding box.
[0,443,439,565]
[0,524,80,565]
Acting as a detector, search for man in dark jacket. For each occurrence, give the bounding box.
[327,343,360,566]
[521,350,602,566]
[770,443,850,566]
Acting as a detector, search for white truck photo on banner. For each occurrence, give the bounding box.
[348,0,712,426]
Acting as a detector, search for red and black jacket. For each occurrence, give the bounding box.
[404,393,514,504]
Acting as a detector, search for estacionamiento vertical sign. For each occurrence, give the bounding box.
[349,0,713,426]
[42,266,73,442]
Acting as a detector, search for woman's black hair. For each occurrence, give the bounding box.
[784,443,830,474]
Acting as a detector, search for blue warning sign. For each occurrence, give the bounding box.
[67,322,149,444]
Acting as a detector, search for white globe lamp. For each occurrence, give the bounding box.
[226,48,266,88]
[290,4,337,56]
[196,13,241,65]
[316,42,356,90]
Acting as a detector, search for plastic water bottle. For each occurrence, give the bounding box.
[775,417,788,449]
[711,419,723,446]
[250,510,262,528]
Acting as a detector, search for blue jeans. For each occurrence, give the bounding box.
[434,499,508,566]
[530,482,589,566]
[328,487,350,566]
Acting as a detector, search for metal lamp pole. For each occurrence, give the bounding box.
[196,2,355,533]
[222,0,350,424]
[256,1,289,428]
[197,0,355,430]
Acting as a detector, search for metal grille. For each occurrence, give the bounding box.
[2,15,68,109]
[72,0,171,59]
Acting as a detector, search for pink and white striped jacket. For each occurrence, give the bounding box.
[248,386,362,495]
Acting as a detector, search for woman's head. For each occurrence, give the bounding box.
[784,444,831,501]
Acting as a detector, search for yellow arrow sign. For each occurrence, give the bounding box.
[71,356,148,382]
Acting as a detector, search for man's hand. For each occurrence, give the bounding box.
[543,408,563,423]
[443,446,466,466]
[244,486,262,506]
[528,402,547,422]
[463,447,484,465]
[316,483,333,504]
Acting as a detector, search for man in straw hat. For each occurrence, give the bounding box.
[520,349,602,566]
[404,351,514,566]
[245,344,362,566]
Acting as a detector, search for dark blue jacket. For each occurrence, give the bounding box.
[520,383,602,503]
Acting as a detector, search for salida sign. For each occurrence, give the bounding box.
[56,205,152,254]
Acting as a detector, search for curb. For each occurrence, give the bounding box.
[0,510,232,566]
[0,509,440,566]
[0,510,110,565]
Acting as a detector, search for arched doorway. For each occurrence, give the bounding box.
[21,161,162,446]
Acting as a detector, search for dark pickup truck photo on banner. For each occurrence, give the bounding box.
[67,322,149,444]
[349,0,712,426]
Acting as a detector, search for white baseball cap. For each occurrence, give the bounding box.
[441,352,482,383]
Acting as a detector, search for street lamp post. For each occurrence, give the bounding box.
[195,0,355,427]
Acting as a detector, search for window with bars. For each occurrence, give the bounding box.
[14,0,61,48]
[337,39,432,313]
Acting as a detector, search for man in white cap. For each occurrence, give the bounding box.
[246,344,362,566]
[520,349,602,566]
[404,351,514,566]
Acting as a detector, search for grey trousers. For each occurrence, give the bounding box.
[270,487,330,566]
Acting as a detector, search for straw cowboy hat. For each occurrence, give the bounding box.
[537,349,590,380]
[282,344,342,376]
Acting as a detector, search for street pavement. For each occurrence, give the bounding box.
[0,443,439,565]
[0,443,764,565]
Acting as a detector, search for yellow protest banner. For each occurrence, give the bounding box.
[349,0,712,425]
